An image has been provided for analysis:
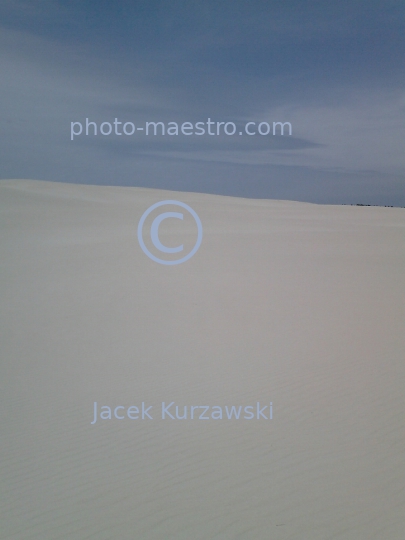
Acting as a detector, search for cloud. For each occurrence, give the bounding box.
[0,1,404,205]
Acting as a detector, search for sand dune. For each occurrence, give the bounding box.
[1,179,404,539]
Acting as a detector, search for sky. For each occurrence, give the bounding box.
[1,0,404,205]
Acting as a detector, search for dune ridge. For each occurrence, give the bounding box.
[1,179,404,539]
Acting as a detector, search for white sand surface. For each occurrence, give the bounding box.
[1,179,404,539]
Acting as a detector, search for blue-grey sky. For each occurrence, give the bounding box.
[1,0,404,204]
